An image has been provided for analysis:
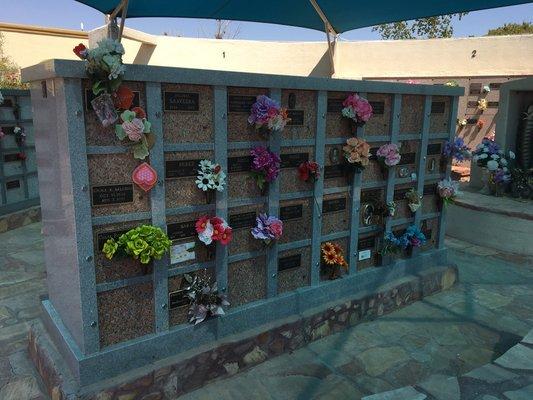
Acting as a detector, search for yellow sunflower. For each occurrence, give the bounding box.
[323,251,337,265]
[321,242,336,256]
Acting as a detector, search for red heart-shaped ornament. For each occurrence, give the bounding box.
[132,162,158,192]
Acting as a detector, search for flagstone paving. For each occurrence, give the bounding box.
[0,223,532,399]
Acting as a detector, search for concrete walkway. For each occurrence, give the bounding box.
[0,223,532,399]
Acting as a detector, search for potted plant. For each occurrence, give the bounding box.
[251,213,283,246]
[320,242,348,280]
[342,137,371,178]
[376,143,401,179]
[102,225,171,274]
[248,95,290,135]
[184,274,230,325]
[297,160,320,183]
[195,160,226,203]
[250,146,281,194]
[341,93,373,132]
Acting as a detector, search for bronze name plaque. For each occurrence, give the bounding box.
[229,211,257,230]
[165,159,199,179]
[423,184,437,195]
[324,164,344,179]
[427,143,442,156]
[228,156,253,173]
[369,101,385,115]
[399,152,416,165]
[323,197,347,213]
[358,236,376,250]
[327,98,344,113]
[431,101,445,114]
[6,180,20,190]
[286,110,305,126]
[92,184,134,206]
[169,289,189,310]
[280,204,303,221]
[278,254,301,272]
[393,187,413,201]
[228,95,256,113]
[164,92,199,112]
[97,230,128,250]
[3,153,20,163]
[167,221,196,241]
[281,153,309,169]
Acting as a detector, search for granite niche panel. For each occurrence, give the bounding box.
[364,143,388,183]
[422,182,439,215]
[228,256,267,307]
[227,87,270,142]
[279,198,312,244]
[396,140,419,180]
[390,224,412,260]
[365,93,392,136]
[88,154,150,217]
[400,95,424,135]
[281,90,316,140]
[97,281,154,347]
[168,268,215,326]
[359,189,385,228]
[167,212,215,268]
[421,218,439,250]
[357,233,380,271]
[280,146,314,194]
[277,246,311,294]
[426,140,446,176]
[429,96,450,134]
[93,219,152,284]
[162,83,213,143]
[323,144,348,189]
[393,183,417,220]
[321,193,349,236]
[325,91,352,138]
[227,204,264,256]
[84,80,146,146]
[320,237,348,281]
[227,148,262,199]
[165,150,215,209]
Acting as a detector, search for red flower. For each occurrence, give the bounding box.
[298,161,320,182]
[211,221,226,241]
[17,152,27,161]
[195,215,210,233]
[219,227,233,245]
[113,86,134,110]
[210,216,224,226]
[213,164,221,174]
[132,107,146,119]
[298,162,310,182]
[73,43,87,59]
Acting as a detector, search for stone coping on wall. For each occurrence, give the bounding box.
[0,205,41,233]
[29,264,458,400]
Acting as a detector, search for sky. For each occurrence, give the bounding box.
[2,1,533,41]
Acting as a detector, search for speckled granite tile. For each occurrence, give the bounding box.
[168,268,215,326]
[281,89,316,140]
[162,83,213,143]
[280,146,314,194]
[390,223,412,260]
[357,232,380,271]
[93,219,152,284]
[400,95,424,134]
[363,143,388,183]
[98,282,154,347]
[421,218,439,250]
[227,87,270,142]
[88,154,151,216]
[227,204,264,256]
[430,95,450,134]
[324,144,349,189]
[227,148,264,199]
[278,246,311,294]
[280,198,312,244]
[165,151,215,209]
[359,188,385,227]
[396,140,419,179]
[321,192,350,236]
[320,237,348,281]
[167,213,215,268]
[393,183,417,220]
[228,256,267,307]
[422,194,439,214]
[84,80,147,146]
[365,93,392,136]
[326,91,354,138]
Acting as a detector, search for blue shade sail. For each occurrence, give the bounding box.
[75,0,532,33]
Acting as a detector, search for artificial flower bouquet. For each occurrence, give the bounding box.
[115,108,154,160]
[405,188,423,213]
[478,99,488,111]
[102,225,171,265]
[442,136,471,163]
[196,160,226,203]
[380,225,426,255]
[320,242,348,280]
[437,178,460,208]
[251,213,283,246]
[341,93,373,128]
[248,95,290,133]
[489,168,512,197]
[184,274,229,325]
[457,118,467,128]
[376,143,401,178]
[13,126,26,147]
[298,161,320,183]
[250,146,281,192]
[342,137,371,174]
[195,216,233,246]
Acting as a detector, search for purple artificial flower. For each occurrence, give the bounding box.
[493,168,511,185]
[251,213,283,241]
[250,146,280,183]
[248,95,279,125]
[442,137,471,162]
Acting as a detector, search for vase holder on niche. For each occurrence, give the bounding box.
[205,190,215,204]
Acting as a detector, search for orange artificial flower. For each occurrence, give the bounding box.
[113,85,135,110]
[321,242,335,255]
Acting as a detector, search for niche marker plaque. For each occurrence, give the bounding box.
[91,184,134,206]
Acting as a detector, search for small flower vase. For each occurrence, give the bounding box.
[405,246,414,257]
[257,125,271,137]
[479,168,491,195]
[260,183,269,197]
[436,197,444,212]
[408,203,421,213]
[206,245,216,261]
[378,161,388,180]
[91,93,118,128]
[205,190,215,204]
[440,157,449,173]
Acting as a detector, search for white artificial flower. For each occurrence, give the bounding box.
[479,153,488,159]
[500,158,508,166]
[491,154,499,160]
[473,155,479,162]
[196,174,214,191]
[509,151,516,159]
[498,150,504,155]
[486,160,499,171]
[483,146,489,152]
[198,222,213,245]
[342,107,356,120]
[476,144,483,150]
[199,160,214,171]
[503,166,509,172]
[13,127,21,134]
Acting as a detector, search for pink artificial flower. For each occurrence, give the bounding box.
[376,143,401,166]
[122,118,144,142]
[354,97,373,122]
[0,128,4,140]
[269,220,283,239]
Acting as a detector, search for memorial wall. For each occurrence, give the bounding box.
[23,55,462,386]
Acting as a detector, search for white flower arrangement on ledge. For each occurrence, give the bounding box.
[196,160,226,192]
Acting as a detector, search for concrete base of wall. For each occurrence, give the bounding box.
[28,264,458,400]
[0,206,41,233]
[447,190,533,256]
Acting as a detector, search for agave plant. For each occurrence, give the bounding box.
[184,274,229,325]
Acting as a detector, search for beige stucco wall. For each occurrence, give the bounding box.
[1,22,532,79]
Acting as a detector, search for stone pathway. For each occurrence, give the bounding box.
[0,223,532,399]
